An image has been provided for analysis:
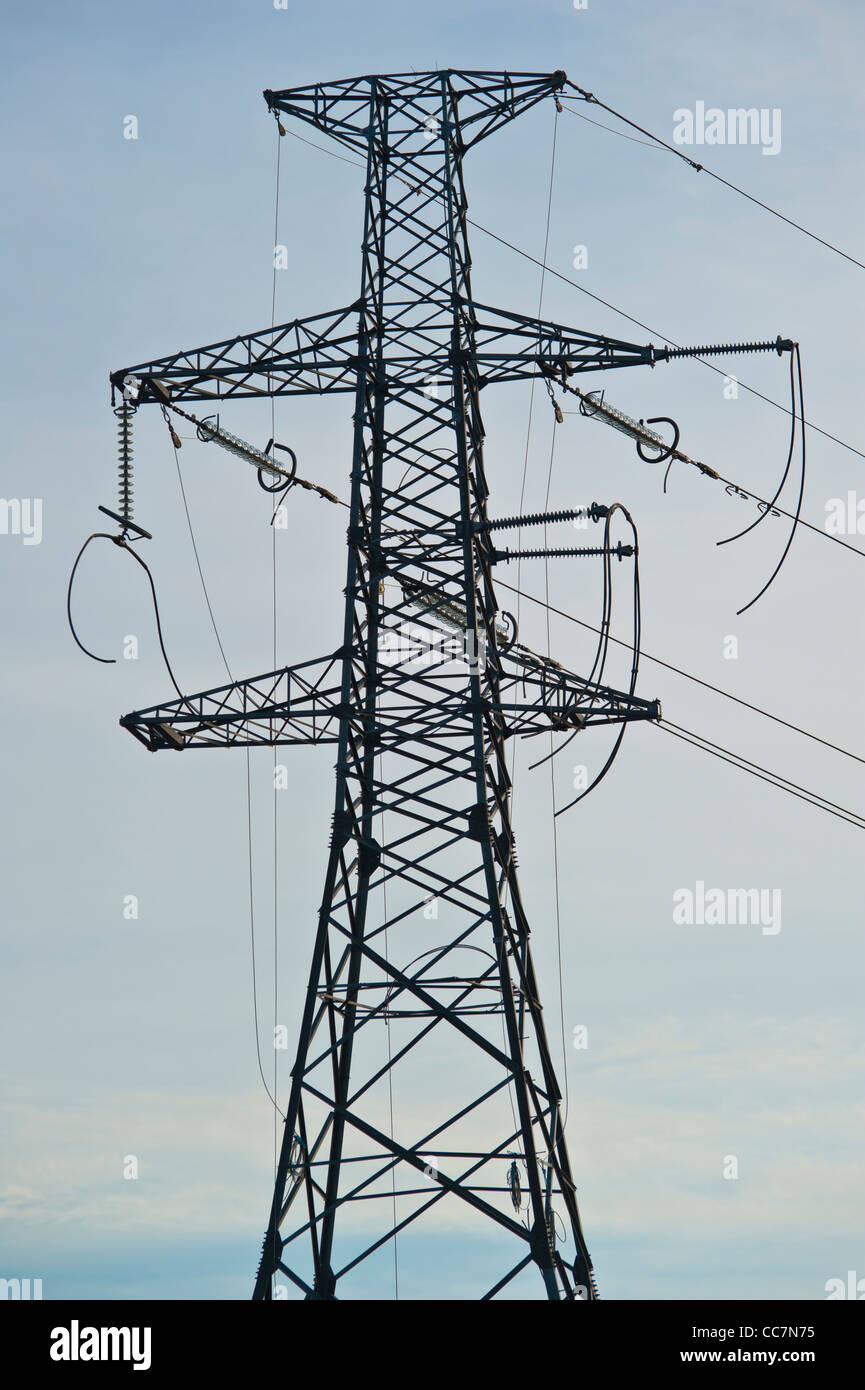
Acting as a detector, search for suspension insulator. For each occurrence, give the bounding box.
[195,416,295,483]
[507,1160,522,1211]
[114,402,135,527]
[578,389,670,456]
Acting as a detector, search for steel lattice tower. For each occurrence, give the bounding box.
[110,70,772,1300]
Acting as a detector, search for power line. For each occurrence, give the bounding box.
[265,125,860,836]
[562,88,865,273]
[495,577,865,770]
[180,428,861,775]
[559,408,865,562]
[503,111,559,1141]
[515,108,559,623]
[270,126,283,1193]
[280,113,865,465]
[172,445,284,1119]
[173,380,863,778]
[172,454,234,682]
[656,720,865,832]
[542,416,570,1127]
[106,69,858,1302]
[561,103,664,150]
[469,217,865,465]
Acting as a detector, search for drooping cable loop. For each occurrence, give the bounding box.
[67,532,124,664]
[551,504,642,817]
[732,345,806,614]
[548,345,808,610]
[66,529,192,713]
[272,115,865,470]
[717,348,797,548]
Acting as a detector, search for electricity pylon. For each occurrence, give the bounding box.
[111,70,779,1300]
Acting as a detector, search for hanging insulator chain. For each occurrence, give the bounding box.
[507,1160,522,1211]
[114,402,135,528]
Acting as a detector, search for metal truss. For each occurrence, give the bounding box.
[121,636,660,753]
[112,69,780,1300]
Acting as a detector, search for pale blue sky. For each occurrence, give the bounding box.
[1,0,863,1299]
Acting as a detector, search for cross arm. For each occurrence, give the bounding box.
[466,300,791,386]
[263,70,567,159]
[120,652,346,751]
[389,578,659,735]
[109,303,362,406]
[494,644,660,737]
[119,639,659,753]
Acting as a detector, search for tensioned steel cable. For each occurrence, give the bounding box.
[561,89,865,274]
[557,408,864,561]
[493,576,864,829]
[541,417,570,1128]
[655,721,865,832]
[270,121,282,1198]
[173,439,864,833]
[198,449,864,793]
[498,109,560,1144]
[171,443,284,1118]
[516,108,559,628]
[276,116,865,472]
[495,576,865,769]
[468,218,865,467]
